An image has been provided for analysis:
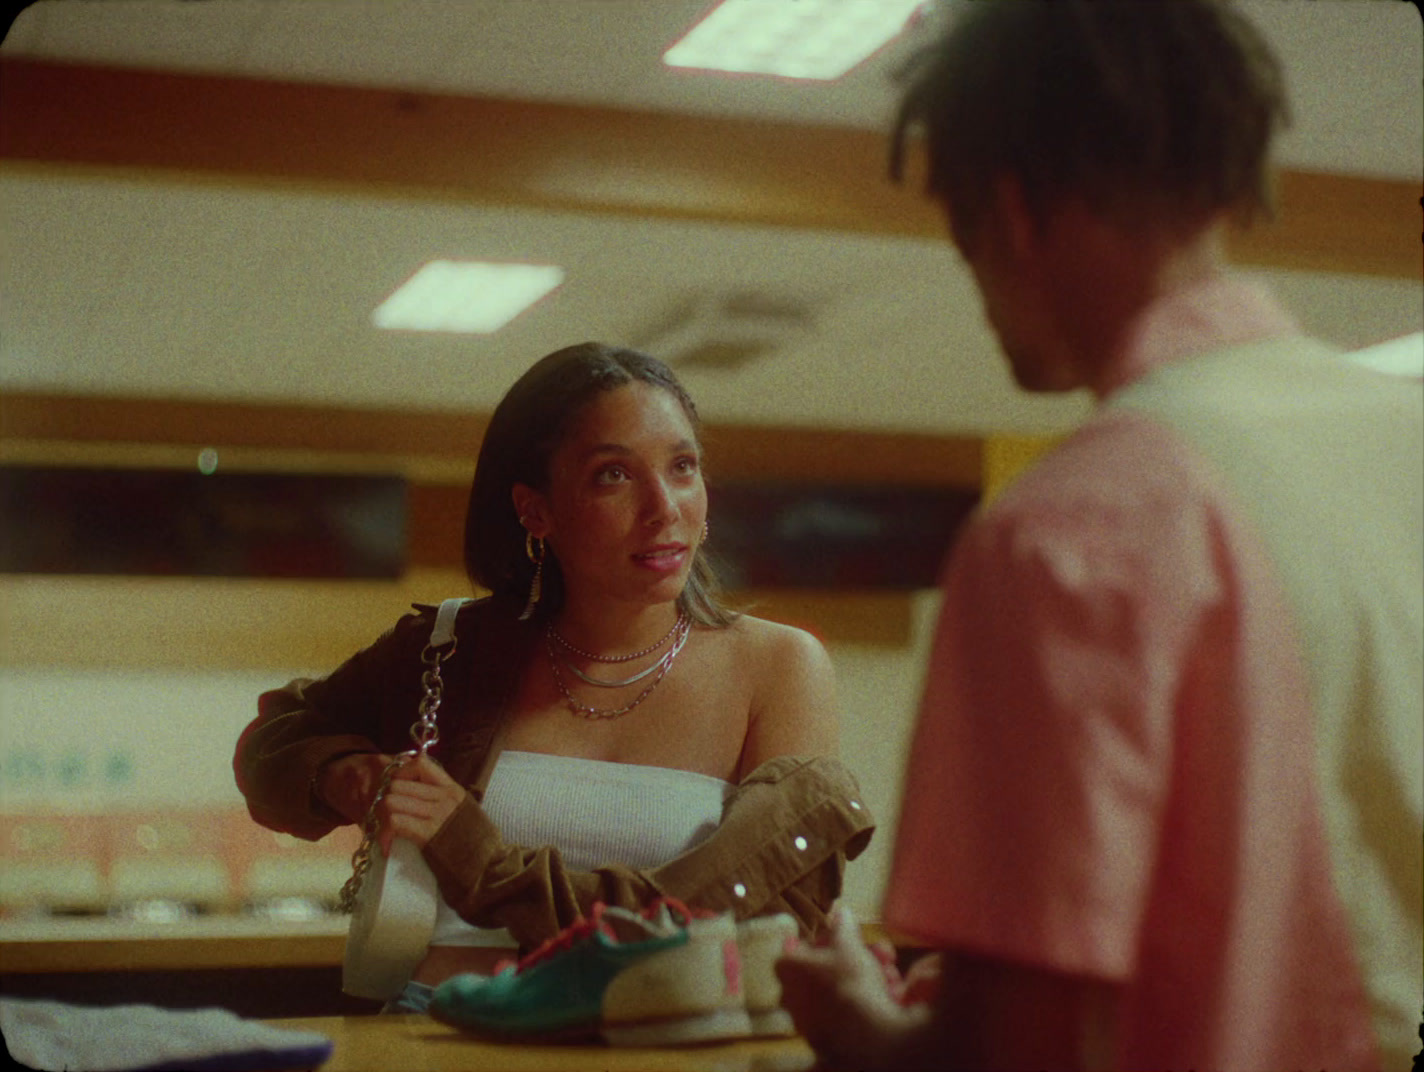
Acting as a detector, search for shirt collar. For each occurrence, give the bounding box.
[1098,274,1300,398]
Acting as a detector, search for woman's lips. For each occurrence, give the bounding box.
[632,544,689,572]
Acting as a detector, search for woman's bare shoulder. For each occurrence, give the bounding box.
[718,613,832,678]
[718,614,838,762]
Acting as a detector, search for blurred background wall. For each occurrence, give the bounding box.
[1,0,1419,927]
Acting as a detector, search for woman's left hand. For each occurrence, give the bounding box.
[376,753,468,853]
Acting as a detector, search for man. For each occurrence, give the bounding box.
[775,2,1423,1069]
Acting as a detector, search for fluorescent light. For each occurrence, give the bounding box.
[1344,332,1424,377]
[664,0,924,81]
[372,260,564,333]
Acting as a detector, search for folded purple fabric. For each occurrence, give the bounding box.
[0,998,333,1072]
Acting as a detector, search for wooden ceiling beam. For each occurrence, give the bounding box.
[2,57,1418,279]
[0,56,938,236]
[0,391,984,489]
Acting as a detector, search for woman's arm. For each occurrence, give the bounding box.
[421,753,874,946]
[232,611,434,840]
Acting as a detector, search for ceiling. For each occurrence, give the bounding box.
[1,0,1421,438]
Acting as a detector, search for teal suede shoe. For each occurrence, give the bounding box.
[429,899,752,1046]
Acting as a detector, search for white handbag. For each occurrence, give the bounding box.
[339,597,470,1000]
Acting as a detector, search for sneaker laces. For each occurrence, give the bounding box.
[499,906,608,976]
[501,897,700,976]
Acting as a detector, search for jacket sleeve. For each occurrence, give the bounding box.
[421,754,875,944]
[232,611,433,841]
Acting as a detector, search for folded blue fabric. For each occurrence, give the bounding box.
[0,998,333,1072]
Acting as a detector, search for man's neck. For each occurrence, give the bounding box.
[1058,217,1228,398]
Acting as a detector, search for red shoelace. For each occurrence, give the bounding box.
[498,897,700,976]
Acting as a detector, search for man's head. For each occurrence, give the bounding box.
[890,0,1289,393]
[892,0,1290,252]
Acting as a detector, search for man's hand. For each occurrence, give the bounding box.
[891,949,945,1007]
[775,904,932,1070]
[375,753,468,852]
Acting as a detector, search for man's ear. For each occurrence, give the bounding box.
[510,484,549,538]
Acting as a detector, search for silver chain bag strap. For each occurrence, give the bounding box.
[340,597,470,1000]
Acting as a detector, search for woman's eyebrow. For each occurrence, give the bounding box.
[577,442,631,461]
[578,438,699,460]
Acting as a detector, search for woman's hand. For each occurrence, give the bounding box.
[315,752,393,825]
[376,753,468,853]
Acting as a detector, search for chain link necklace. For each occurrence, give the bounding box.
[547,612,686,663]
[562,654,666,689]
[544,614,692,720]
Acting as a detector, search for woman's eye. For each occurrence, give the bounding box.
[594,465,629,485]
[673,456,700,477]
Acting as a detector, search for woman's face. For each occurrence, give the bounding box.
[514,381,707,611]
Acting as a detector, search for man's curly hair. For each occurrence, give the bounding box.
[891,0,1290,245]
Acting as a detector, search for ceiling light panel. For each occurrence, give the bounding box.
[1344,331,1424,377]
[663,0,925,81]
[372,260,564,333]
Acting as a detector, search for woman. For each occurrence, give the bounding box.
[234,343,874,1004]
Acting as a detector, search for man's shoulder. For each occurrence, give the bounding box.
[955,411,1231,593]
[988,410,1206,520]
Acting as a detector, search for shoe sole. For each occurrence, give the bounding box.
[736,914,800,1038]
[747,1007,796,1038]
[602,1006,754,1047]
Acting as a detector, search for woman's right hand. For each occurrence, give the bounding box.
[315,752,393,824]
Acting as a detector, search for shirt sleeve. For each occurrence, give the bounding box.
[884,419,1222,979]
[421,754,875,944]
[232,611,431,841]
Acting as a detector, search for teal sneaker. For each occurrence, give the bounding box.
[429,899,752,1046]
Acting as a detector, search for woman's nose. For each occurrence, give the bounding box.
[642,477,679,525]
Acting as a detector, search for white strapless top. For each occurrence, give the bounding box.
[429,750,733,947]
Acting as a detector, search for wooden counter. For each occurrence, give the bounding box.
[0,915,368,1017]
[263,1014,817,1072]
[0,915,347,974]
[0,914,913,1021]
[1,914,906,975]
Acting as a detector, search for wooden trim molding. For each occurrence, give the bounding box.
[0,56,938,238]
[0,393,972,653]
[0,391,984,489]
[0,392,491,459]
[2,57,1418,279]
[0,923,348,974]
[0,574,919,669]
[1227,169,1423,280]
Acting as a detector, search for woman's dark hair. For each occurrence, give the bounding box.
[464,342,736,627]
[890,0,1290,245]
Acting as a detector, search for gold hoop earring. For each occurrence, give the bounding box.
[519,533,545,621]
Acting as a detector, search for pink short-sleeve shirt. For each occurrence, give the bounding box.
[884,278,1402,1070]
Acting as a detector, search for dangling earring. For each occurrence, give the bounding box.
[702,521,709,543]
[519,532,545,621]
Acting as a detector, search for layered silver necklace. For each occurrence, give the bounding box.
[544,612,692,720]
